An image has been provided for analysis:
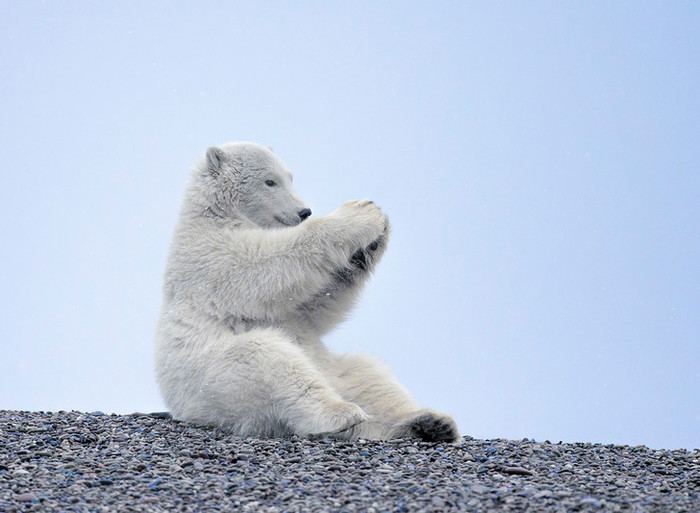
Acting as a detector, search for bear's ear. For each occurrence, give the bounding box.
[265,145,274,153]
[205,147,227,178]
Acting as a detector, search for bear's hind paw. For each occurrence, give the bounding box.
[389,410,461,444]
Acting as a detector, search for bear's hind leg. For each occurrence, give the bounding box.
[198,328,368,437]
[325,353,460,443]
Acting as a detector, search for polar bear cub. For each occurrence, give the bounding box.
[155,142,459,442]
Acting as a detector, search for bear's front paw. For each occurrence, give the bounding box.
[349,248,368,271]
[348,233,386,270]
[320,401,369,435]
[366,231,387,253]
[332,233,387,285]
[332,199,388,249]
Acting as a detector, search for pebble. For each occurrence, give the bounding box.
[580,497,603,507]
[0,410,698,512]
[503,466,534,476]
[431,496,445,507]
[13,493,38,503]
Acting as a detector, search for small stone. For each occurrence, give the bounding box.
[431,496,445,507]
[504,466,534,476]
[14,493,38,502]
[580,497,602,508]
[470,484,489,494]
[148,477,163,488]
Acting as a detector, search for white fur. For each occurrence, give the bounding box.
[155,142,459,442]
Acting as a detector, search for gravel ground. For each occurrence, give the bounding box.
[1,411,698,512]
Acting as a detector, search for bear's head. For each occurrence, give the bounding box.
[194,142,311,228]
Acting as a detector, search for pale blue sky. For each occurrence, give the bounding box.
[1,2,698,450]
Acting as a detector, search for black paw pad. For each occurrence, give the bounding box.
[409,413,459,443]
[349,248,368,270]
[367,235,384,252]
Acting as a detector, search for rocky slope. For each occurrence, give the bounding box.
[1,410,698,511]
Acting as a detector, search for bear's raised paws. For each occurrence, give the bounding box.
[332,200,388,239]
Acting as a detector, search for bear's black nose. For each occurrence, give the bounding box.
[298,208,312,221]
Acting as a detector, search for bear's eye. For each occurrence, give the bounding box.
[265,179,276,187]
